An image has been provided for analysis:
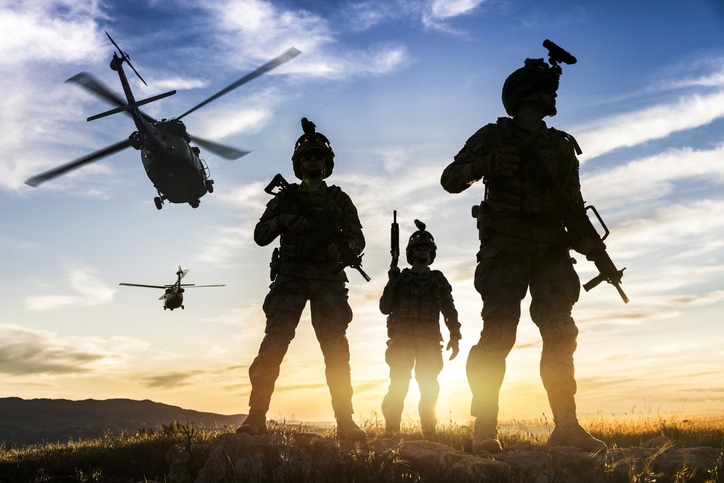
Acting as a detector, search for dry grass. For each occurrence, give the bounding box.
[0,413,721,482]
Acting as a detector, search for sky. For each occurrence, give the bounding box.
[1,0,723,426]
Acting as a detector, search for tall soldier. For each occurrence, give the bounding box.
[379,220,461,437]
[237,118,367,441]
[440,42,607,454]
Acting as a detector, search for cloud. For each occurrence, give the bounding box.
[341,0,486,32]
[0,324,109,375]
[140,371,204,389]
[0,1,104,66]
[580,144,724,211]
[576,90,724,161]
[25,267,115,310]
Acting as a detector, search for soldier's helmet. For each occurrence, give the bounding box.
[502,58,561,116]
[291,117,335,179]
[406,219,437,265]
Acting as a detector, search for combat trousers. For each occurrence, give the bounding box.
[248,276,355,418]
[381,334,443,429]
[467,233,581,431]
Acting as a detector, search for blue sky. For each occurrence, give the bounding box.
[1,0,723,424]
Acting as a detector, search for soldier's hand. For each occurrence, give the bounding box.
[277,214,310,233]
[488,147,520,176]
[327,243,343,262]
[573,236,597,261]
[388,266,400,280]
[446,337,460,360]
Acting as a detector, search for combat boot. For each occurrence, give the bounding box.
[472,432,502,454]
[471,418,502,454]
[236,409,267,435]
[385,419,401,435]
[549,422,606,452]
[337,416,367,441]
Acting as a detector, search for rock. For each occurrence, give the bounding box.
[165,431,723,483]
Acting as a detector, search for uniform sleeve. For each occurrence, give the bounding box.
[436,271,461,338]
[440,125,497,194]
[253,197,283,247]
[338,190,366,256]
[379,278,397,315]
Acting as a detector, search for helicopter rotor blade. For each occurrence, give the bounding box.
[190,135,251,160]
[66,72,158,124]
[25,139,132,187]
[177,47,301,120]
[184,284,226,288]
[119,283,168,289]
[87,89,176,122]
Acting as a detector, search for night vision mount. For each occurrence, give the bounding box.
[543,39,577,70]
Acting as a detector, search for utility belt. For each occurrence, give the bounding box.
[471,201,567,244]
[268,248,344,281]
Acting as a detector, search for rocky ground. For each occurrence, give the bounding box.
[166,431,723,483]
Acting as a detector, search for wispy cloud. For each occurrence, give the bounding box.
[0,324,115,375]
[25,267,115,310]
[576,90,724,161]
[0,1,104,66]
[140,371,204,389]
[0,324,148,376]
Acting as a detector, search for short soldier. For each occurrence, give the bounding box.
[441,49,606,453]
[238,118,367,441]
[379,220,461,437]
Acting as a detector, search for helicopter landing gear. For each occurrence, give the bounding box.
[154,196,164,210]
[189,200,200,208]
[205,179,214,193]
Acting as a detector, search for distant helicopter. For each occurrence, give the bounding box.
[119,266,225,310]
[25,32,301,209]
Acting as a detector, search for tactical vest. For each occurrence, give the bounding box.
[389,269,447,325]
[482,117,582,217]
[277,184,345,264]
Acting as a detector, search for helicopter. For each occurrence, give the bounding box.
[119,266,225,311]
[25,32,301,210]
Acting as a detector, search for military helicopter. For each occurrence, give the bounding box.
[119,266,225,311]
[25,32,301,209]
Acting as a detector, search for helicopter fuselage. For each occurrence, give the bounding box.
[24,33,299,203]
[163,286,184,310]
[132,119,211,208]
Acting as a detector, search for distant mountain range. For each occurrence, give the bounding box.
[0,397,246,447]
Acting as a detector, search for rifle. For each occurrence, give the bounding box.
[264,173,371,282]
[522,144,629,303]
[390,210,399,269]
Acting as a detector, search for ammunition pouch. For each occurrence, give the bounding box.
[471,201,491,244]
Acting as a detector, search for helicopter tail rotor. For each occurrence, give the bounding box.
[177,266,190,281]
[106,31,147,86]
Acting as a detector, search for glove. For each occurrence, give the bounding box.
[482,146,520,176]
[446,336,460,361]
[327,243,343,262]
[276,214,310,233]
[573,236,597,261]
[388,266,400,280]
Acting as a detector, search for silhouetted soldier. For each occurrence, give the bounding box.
[237,118,367,441]
[440,46,606,453]
[379,220,461,437]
